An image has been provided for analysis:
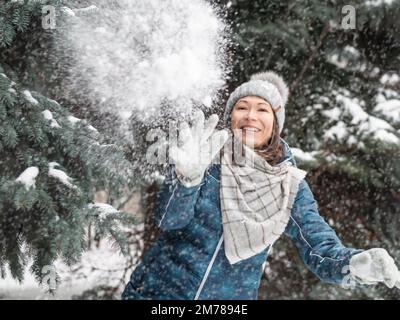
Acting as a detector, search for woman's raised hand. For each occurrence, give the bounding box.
[169,110,229,187]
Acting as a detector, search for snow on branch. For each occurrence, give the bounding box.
[42,110,61,128]
[22,90,38,105]
[15,167,39,190]
[88,203,119,221]
[48,162,77,190]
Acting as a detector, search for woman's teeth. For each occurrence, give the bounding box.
[242,127,260,132]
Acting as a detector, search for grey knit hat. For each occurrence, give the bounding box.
[223,71,289,134]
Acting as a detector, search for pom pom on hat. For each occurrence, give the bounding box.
[250,71,289,107]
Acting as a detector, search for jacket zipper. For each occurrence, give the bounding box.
[194,234,224,300]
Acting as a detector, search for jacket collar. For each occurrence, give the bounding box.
[279,138,296,166]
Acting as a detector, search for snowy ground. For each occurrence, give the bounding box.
[0,238,138,300]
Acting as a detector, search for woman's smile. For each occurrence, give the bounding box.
[230,96,275,148]
[240,125,262,132]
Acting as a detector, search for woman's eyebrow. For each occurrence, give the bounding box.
[237,99,269,107]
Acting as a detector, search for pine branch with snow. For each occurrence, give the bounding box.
[0,66,137,287]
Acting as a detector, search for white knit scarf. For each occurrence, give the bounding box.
[220,135,307,264]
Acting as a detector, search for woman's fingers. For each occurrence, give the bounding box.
[201,114,219,144]
[350,251,379,282]
[169,145,181,166]
[192,110,205,140]
[171,112,226,182]
[395,271,400,289]
[178,121,192,147]
[380,252,399,288]
[209,129,229,161]
[393,268,400,289]
[365,248,399,288]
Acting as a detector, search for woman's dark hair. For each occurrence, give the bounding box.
[254,108,284,166]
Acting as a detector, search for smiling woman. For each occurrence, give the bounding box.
[122,70,400,300]
[230,96,284,166]
[230,96,275,148]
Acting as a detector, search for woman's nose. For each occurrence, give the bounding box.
[246,108,257,120]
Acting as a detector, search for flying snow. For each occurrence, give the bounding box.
[57,0,231,125]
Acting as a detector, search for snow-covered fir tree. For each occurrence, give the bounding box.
[0,0,138,290]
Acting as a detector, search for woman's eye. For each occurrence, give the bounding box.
[259,108,268,112]
[237,106,246,110]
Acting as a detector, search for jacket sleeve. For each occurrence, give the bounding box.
[154,164,203,231]
[284,179,365,285]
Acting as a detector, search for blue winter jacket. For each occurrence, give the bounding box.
[122,139,364,300]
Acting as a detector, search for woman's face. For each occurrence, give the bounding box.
[230,96,278,149]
